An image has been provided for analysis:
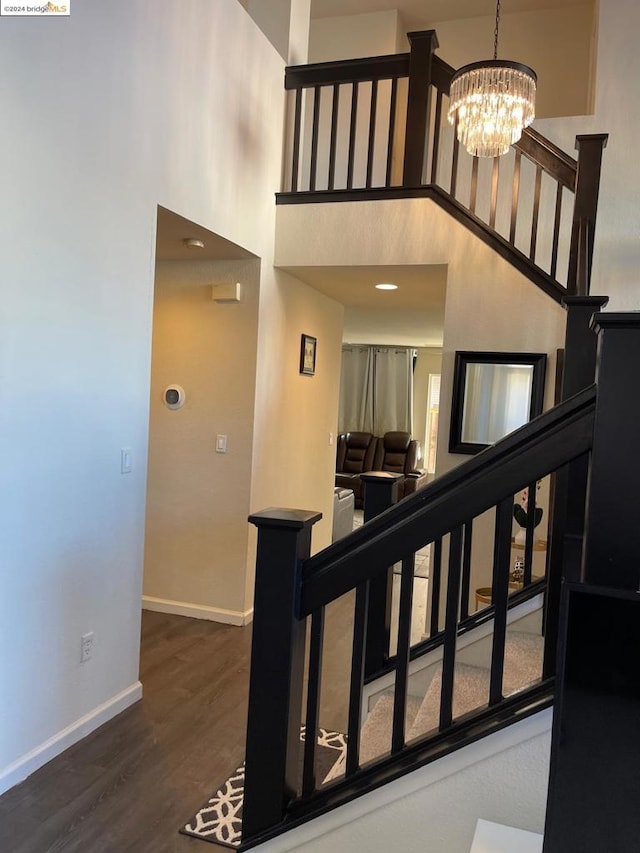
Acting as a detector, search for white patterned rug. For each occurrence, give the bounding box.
[181,727,347,848]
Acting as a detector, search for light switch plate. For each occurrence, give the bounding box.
[216,434,227,453]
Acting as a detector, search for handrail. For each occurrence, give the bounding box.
[285,53,410,88]
[301,385,596,615]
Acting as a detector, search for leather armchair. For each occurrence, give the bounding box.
[372,431,428,499]
[335,431,378,507]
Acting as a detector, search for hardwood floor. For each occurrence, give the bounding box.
[0,580,422,852]
[0,612,255,853]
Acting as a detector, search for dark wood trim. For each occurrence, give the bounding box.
[285,53,410,89]
[515,127,577,191]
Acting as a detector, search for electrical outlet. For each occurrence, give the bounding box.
[81,632,94,663]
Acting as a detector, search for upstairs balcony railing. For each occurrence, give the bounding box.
[278,31,608,301]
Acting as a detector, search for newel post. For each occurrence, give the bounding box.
[582,313,640,589]
[402,30,439,187]
[242,508,322,843]
[567,134,608,295]
[543,296,608,677]
[361,471,403,677]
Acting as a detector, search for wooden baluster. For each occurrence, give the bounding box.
[489,499,512,705]
[460,521,473,620]
[391,553,415,754]
[430,537,443,636]
[291,87,303,192]
[345,582,369,776]
[430,88,443,184]
[489,156,500,230]
[302,608,325,798]
[309,85,321,192]
[327,84,340,191]
[469,155,479,214]
[529,164,543,262]
[550,182,563,280]
[385,78,398,187]
[346,82,359,190]
[366,80,378,188]
[439,527,464,730]
[450,115,460,197]
[509,149,521,244]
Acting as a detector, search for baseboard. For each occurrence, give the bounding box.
[0,681,142,796]
[142,595,253,626]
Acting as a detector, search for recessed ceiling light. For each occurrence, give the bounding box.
[375,283,398,291]
[183,238,205,249]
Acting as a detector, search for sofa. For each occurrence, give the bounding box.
[335,430,428,507]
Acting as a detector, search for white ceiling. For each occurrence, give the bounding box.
[155,206,255,262]
[280,264,447,347]
[310,0,588,29]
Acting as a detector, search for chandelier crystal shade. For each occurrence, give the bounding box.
[447,1,537,158]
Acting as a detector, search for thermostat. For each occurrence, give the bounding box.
[164,385,185,410]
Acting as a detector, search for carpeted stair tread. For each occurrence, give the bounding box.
[407,663,490,742]
[324,693,422,783]
[503,630,543,696]
[408,632,544,742]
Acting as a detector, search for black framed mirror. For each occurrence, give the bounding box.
[449,351,547,454]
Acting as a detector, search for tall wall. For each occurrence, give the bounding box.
[0,0,341,794]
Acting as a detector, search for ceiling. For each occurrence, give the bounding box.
[155,206,255,262]
[280,264,447,347]
[310,0,588,28]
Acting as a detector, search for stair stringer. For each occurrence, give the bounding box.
[254,708,552,853]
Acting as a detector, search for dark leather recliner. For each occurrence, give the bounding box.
[371,431,428,499]
[335,431,378,507]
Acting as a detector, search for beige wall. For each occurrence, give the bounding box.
[144,258,260,621]
[309,10,402,62]
[429,5,594,119]
[249,268,344,606]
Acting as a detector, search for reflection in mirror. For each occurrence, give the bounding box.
[450,352,546,454]
[462,363,534,445]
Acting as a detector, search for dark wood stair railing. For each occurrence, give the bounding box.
[277,32,608,300]
[241,385,597,850]
[239,313,640,851]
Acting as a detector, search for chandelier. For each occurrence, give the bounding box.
[447,0,537,158]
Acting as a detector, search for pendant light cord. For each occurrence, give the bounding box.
[493,0,501,60]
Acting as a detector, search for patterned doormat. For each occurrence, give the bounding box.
[181,727,347,848]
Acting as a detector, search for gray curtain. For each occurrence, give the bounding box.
[339,345,414,435]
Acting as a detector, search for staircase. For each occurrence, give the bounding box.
[232,32,640,853]
[325,627,543,783]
